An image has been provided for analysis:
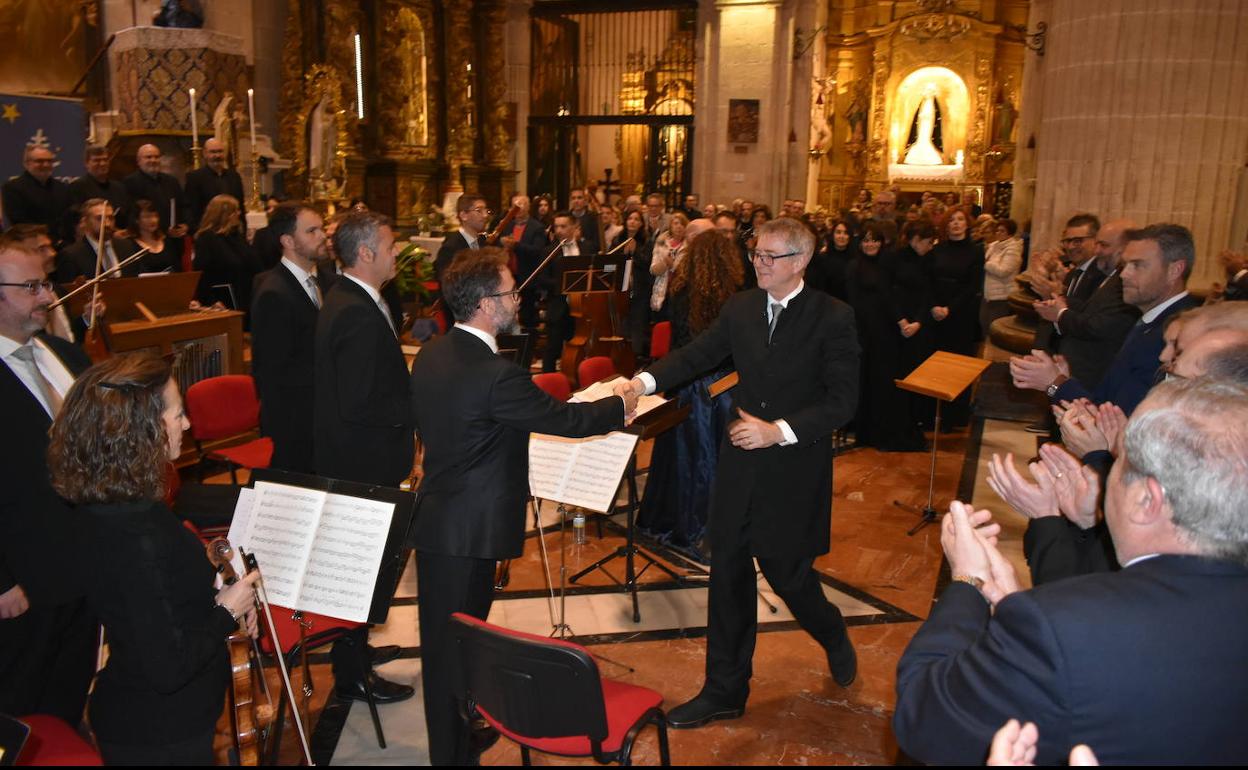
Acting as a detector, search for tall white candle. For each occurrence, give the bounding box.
[247,88,257,149]
[189,87,198,145]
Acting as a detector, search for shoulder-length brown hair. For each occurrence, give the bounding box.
[669,230,744,334]
[48,352,174,505]
[196,194,242,238]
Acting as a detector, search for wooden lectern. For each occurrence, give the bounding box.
[894,350,992,535]
[90,273,246,388]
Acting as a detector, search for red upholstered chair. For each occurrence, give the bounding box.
[532,372,572,402]
[449,613,670,766]
[258,606,386,760]
[14,715,103,766]
[649,321,672,360]
[184,375,274,483]
[576,356,617,390]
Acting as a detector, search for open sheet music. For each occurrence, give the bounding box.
[226,481,396,622]
[527,376,667,512]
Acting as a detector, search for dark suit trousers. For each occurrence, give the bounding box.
[0,599,96,725]
[703,517,848,707]
[541,294,573,373]
[417,551,496,766]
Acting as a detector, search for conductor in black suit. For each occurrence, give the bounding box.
[409,248,634,764]
[616,217,861,728]
[313,209,415,703]
[250,202,329,473]
[183,138,245,233]
[0,243,96,725]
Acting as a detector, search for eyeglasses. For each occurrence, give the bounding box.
[0,280,55,295]
[483,289,521,301]
[1060,236,1093,247]
[469,207,493,216]
[748,249,800,267]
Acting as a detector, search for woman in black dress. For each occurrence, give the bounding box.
[846,224,926,451]
[127,198,182,274]
[613,206,653,357]
[927,207,985,427]
[883,220,939,434]
[192,194,260,315]
[47,352,258,765]
[809,219,854,301]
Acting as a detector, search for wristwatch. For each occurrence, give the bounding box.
[952,574,984,591]
[1045,374,1068,399]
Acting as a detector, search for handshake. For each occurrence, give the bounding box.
[613,377,645,423]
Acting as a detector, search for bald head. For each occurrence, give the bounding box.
[203,137,227,171]
[1095,218,1137,271]
[137,144,162,176]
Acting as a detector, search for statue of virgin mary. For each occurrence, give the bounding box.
[903,88,944,166]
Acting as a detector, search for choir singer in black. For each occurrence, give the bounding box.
[409,247,636,765]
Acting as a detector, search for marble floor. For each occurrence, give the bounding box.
[205,408,1050,766]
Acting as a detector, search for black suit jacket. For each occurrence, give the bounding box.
[1051,271,1140,388]
[183,167,245,232]
[409,328,624,559]
[313,276,414,486]
[1023,516,1117,585]
[122,170,187,232]
[1036,261,1107,352]
[1053,293,1201,415]
[67,175,133,233]
[1,172,73,243]
[645,287,860,557]
[435,231,482,285]
[54,237,142,283]
[508,217,550,281]
[0,333,91,602]
[572,210,601,255]
[250,263,321,473]
[895,555,1248,764]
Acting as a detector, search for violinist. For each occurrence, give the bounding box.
[48,351,259,765]
[539,211,589,373]
[53,199,140,283]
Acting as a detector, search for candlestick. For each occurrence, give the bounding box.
[188,87,198,146]
[247,88,257,149]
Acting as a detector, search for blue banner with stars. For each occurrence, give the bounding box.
[0,93,87,184]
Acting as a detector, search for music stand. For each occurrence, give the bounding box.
[556,254,630,295]
[893,351,991,535]
[568,397,690,622]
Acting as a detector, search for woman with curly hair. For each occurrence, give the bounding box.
[47,352,258,765]
[638,230,745,557]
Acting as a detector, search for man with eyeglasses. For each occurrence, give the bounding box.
[434,194,491,320]
[410,248,635,764]
[2,146,73,245]
[0,242,95,730]
[615,216,861,729]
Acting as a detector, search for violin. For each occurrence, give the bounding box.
[558,238,637,383]
[206,538,275,766]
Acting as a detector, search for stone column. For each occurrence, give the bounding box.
[1026,0,1248,287]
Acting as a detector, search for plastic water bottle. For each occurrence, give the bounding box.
[572,511,587,545]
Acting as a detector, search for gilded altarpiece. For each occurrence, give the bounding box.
[816,2,1023,212]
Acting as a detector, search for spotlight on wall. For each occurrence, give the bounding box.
[354,33,365,119]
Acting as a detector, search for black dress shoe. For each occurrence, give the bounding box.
[827,637,857,688]
[369,644,401,665]
[335,673,415,704]
[469,718,501,753]
[666,695,744,729]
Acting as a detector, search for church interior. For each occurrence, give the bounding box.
[2,0,1248,766]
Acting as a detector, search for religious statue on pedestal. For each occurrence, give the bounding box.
[903,86,944,166]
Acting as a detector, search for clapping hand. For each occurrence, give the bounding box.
[986,452,1059,520]
[941,500,1020,606]
[1056,400,1109,457]
[1095,402,1128,457]
[987,719,1100,766]
[1009,350,1069,392]
[931,306,949,321]
[1037,443,1100,529]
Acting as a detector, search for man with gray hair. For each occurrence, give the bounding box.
[896,376,1248,764]
[122,144,187,236]
[615,216,860,728]
[184,137,245,232]
[2,146,72,242]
